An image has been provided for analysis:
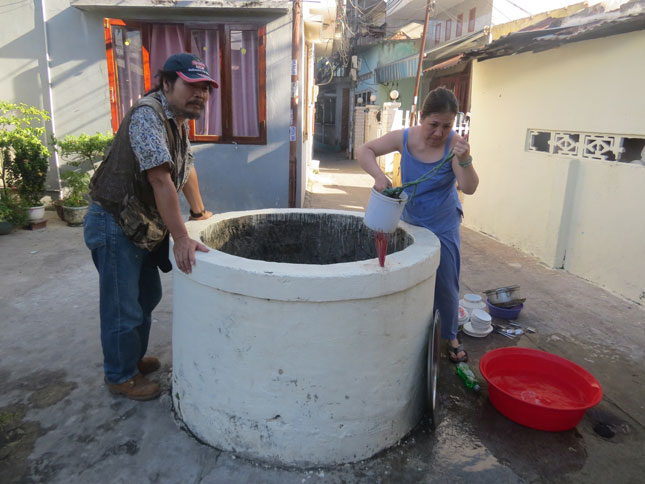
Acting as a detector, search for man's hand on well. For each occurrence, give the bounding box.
[173,234,210,274]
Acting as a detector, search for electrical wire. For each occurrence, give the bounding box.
[347,0,383,16]
[503,0,532,16]
[481,0,513,22]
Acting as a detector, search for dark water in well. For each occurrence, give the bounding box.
[202,213,412,264]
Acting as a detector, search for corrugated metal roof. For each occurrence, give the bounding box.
[423,54,464,73]
[466,2,645,61]
[374,55,419,83]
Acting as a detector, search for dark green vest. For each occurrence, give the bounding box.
[89,92,188,250]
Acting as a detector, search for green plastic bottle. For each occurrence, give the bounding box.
[456,362,481,392]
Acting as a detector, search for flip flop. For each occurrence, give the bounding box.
[447,343,468,363]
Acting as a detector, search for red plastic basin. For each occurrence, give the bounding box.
[479,348,602,431]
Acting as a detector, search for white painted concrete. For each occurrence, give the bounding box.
[171,209,441,465]
[466,31,645,304]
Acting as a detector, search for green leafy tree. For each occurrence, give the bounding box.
[0,101,51,206]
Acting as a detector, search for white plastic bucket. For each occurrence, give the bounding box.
[364,187,408,233]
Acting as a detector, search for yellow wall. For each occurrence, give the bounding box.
[466,30,645,304]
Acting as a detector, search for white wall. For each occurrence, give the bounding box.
[0,0,64,191]
[466,30,645,303]
[429,0,493,48]
[0,1,46,117]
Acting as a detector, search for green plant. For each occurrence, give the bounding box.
[10,133,50,206]
[54,132,112,208]
[0,190,28,227]
[0,101,51,206]
[54,131,112,170]
[61,170,90,207]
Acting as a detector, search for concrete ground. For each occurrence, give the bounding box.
[1,150,643,483]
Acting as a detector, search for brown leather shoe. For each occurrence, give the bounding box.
[107,373,161,401]
[137,356,161,375]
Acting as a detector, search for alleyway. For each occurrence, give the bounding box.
[0,151,643,483]
[304,150,373,211]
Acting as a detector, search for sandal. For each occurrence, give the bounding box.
[447,343,468,363]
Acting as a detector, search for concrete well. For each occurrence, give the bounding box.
[171,209,441,466]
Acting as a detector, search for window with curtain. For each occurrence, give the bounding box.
[104,19,266,145]
[468,8,476,33]
[456,14,463,37]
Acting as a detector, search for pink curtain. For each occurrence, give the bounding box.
[230,30,259,137]
[149,24,185,80]
[111,23,255,139]
[191,30,222,136]
[112,26,145,121]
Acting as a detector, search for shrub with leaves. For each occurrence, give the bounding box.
[55,132,112,170]
[0,101,51,206]
[61,170,91,207]
[0,189,28,227]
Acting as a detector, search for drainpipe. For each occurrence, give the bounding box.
[39,0,61,197]
[409,0,434,127]
[289,0,301,208]
[347,83,355,159]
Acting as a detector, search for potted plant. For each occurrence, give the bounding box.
[60,170,91,226]
[55,131,112,170]
[0,189,28,234]
[53,131,112,222]
[0,101,51,222]
[10,133,50,220]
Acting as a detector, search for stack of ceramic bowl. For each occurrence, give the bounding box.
[459,293,487,321]
[463,309,493,337]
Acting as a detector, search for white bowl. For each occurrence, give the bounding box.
[470,308,492,331]
[463,322,493,338]
[460,294,486,319]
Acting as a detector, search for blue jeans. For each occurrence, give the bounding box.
[434,233,461,341]
[84,203,162,384]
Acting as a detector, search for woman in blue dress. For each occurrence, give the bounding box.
[357,88,479,363]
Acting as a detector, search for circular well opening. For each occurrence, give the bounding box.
[202,212,413,265]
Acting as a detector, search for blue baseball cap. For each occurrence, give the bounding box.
[163,53,218,88]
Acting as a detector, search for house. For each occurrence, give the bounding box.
[0,0,337,210]
[463,1,645,303]
[343,2,587,137]
[312,1,382,154]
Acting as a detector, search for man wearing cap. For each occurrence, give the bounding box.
[85,53,218,400]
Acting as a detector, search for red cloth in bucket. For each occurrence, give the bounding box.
[375,232,388,267]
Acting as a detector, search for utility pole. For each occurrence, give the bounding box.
[409,0,434,127]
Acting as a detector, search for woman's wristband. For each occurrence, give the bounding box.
[189,209,205,218]
[458,155,473,168]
